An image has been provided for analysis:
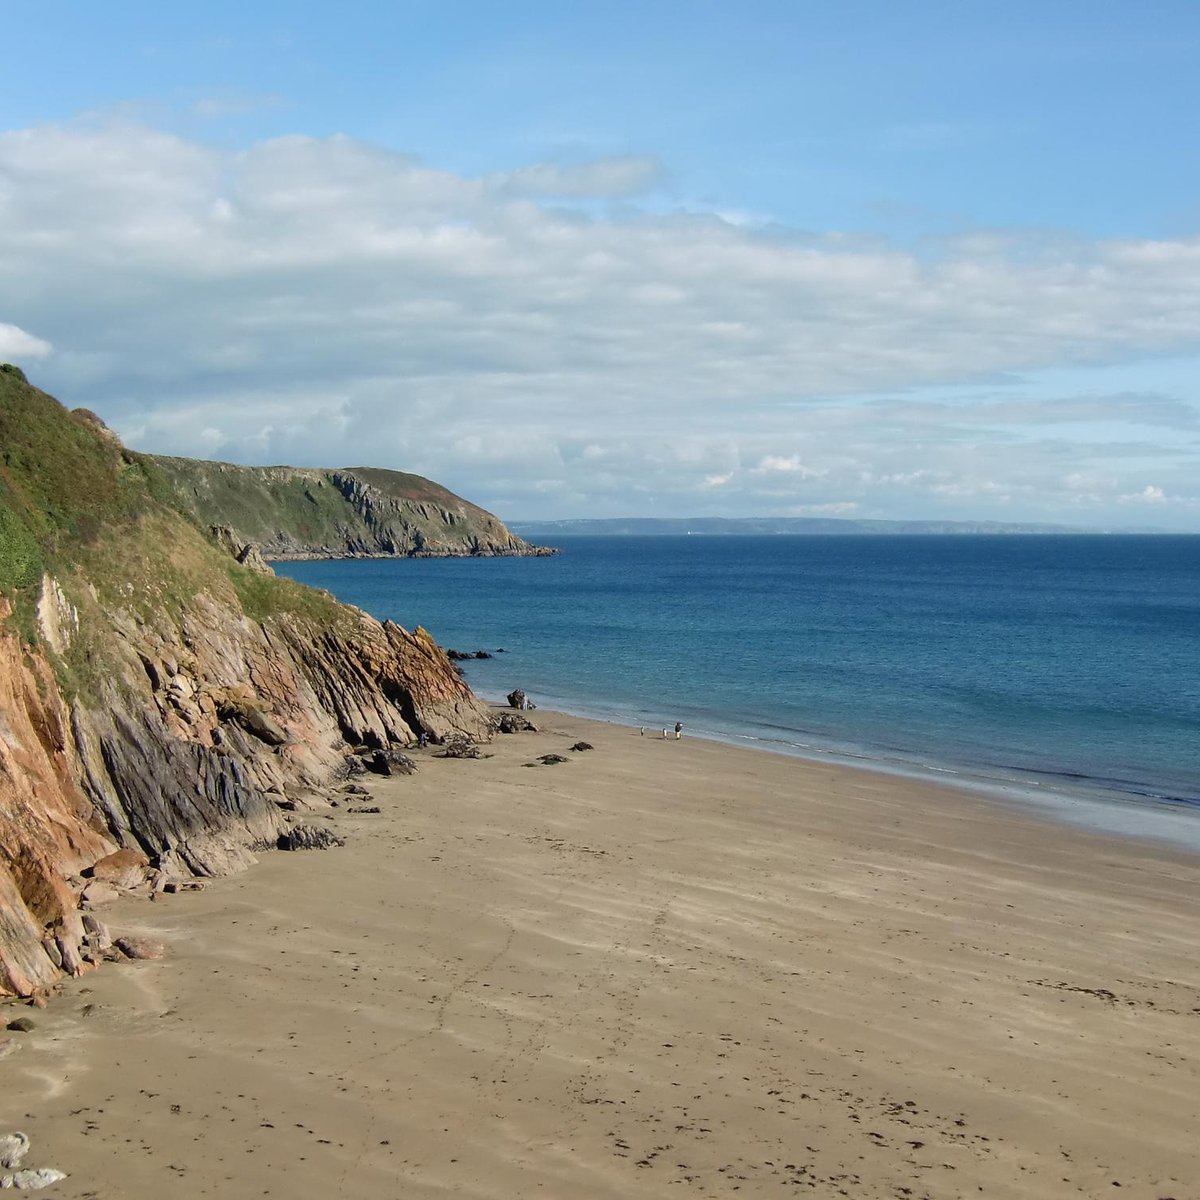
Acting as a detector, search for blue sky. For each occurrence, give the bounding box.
[2,1,1199,527]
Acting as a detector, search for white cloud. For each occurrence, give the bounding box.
[0,322,51,359]
[1119,484,1167,504]
[1,120,1199,526]
[751,455,826,478]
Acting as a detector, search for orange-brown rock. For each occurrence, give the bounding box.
[0,602,115,995]
[0,372,498,997]
[88,848,151,890]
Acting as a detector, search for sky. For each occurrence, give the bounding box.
[2,2,1199,528]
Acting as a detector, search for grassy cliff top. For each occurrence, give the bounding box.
[0,367,347,649]
[151,456,484,511]
[150,452,531,558]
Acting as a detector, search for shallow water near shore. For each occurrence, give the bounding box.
[276,534,1200,847]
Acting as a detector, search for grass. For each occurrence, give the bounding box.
[150,455,511,554]
[0,367,365,680]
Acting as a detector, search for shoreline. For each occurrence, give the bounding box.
[4,707,1200,1198]
[475,689,1200,857]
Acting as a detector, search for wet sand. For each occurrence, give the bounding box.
[4,710,1200,1198]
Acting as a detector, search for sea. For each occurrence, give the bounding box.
[275,535,1200,852]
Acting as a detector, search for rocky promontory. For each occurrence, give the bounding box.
[152,456,555,559]
[0,366,497,996]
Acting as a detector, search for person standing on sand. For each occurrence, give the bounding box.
[674,722,683,740]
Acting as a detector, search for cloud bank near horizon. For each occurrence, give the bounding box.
[1,121,1198,526]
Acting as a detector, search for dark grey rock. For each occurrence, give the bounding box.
[439,734,482,759]
[277,825,345,851]
[496,712,538,734]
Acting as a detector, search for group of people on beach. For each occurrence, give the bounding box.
[640,722,684,739]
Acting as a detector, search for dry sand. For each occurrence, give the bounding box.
[4,710,1200,1199]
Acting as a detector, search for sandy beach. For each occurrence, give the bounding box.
[3,710,1199,1199]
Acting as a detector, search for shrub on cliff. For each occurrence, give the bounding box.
[0,502,42,594]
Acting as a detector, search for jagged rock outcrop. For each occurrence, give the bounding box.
[0,601,113,995]
[209,525,273,574]
[152,457,556,560]
[0,369,496,996]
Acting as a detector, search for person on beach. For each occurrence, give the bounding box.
[662,728,669,739]
[674,722,683,740]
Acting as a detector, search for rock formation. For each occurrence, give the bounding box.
[152,457,556,560]
[0,369,494,996]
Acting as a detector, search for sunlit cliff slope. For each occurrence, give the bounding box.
[0,366,493,996]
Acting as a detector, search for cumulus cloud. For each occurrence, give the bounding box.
[1,119,1199,525]
[751,455,826,478]
[0,322,51,359]
[1119,485,1167,504]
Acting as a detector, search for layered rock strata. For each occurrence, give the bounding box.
[0,371,495,996]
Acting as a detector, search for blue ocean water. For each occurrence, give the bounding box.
[276,535,1200,846]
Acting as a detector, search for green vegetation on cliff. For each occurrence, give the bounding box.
[0,366,499,998]
[0,367,346,657]
[151,455,548,560]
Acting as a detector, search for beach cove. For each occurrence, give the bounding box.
[4,710,1198,1199]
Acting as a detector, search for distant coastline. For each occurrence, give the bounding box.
[508,516,1178,537]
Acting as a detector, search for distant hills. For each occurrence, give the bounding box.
[509,516,1131,537]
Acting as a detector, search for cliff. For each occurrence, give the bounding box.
[0,367,495,996]
[152,456,555,559]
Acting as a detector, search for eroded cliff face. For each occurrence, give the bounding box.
[0,572,493,996]
[0,372,497,997]
[0,603,114,995]
[152,457,556,560]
